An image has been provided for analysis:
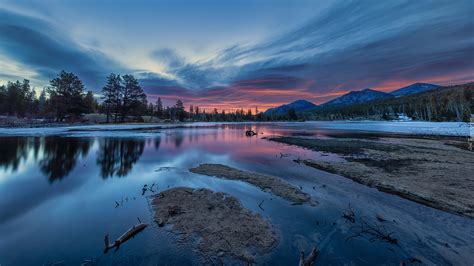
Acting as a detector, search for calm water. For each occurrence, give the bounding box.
[0,123,473,265]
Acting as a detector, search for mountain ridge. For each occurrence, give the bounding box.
[389,83,439,97]
[264,99,316,115]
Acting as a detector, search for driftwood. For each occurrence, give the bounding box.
[104,218,148,253]
[245,130,257,136]
[299,247,319,266]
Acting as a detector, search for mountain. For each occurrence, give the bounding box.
[321,88,393,107]
[308,82,473,122]
[264,99,317,115]
[390,83,439,97]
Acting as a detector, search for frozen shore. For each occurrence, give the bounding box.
[267,135,474,218]
[0,121,470,136]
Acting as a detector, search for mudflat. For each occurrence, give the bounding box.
[151,187,278,263]
[190,163,313,204]
[267,136,474,218]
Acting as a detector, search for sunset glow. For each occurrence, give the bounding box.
[0,0,472,110]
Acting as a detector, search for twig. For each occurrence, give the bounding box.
[346,218,398,245]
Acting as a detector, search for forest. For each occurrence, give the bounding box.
[1,71,472,123]
[303,83,473,122]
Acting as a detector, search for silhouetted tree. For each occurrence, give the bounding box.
[101,73,122,123]
[0,80,36,117]
[83,91,97,113]
[175,99,186,121]
[48,71,86,121]
[120,74,147,121]
[287,108,297,120]
[155,97,163,119]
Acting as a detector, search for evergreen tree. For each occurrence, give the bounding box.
[155,97,163,119]
[83,91,96,113]
[48,71,86,121]
[175,99,186,121]
[287,108,297,120]
[121,74,147,121]
[101,73,122,123]
[38,89,47,115]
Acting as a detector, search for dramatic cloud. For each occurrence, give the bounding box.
[0,0,473,109]
[143,0,473,108]
[0,9,126,89]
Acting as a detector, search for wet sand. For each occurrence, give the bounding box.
[267,136,474,218]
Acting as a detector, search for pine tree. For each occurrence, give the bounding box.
[48,71,86,121]
[121,74,147,121]
[101,73,122,123]
[155,97,163,119]
[175,99,185,121]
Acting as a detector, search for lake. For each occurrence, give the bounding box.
[0,122,472,265]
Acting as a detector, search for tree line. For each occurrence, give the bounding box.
[0,70,266,123]
[305,83,473,122]
[2,70,471,123]
[0,71,97,121]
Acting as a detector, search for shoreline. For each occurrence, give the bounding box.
[267,135,474,218]
[0,120,470,137]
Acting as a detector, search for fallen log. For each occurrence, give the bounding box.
[104,218,148,253]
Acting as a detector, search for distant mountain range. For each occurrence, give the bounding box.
[321,88,393,107]
[265,82,440,114]
[389,83,439,97]
[264,99,316,115]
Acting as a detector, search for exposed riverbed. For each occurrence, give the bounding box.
[0,122,472,265]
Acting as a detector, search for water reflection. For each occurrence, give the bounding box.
[0,136,150,181]
[40,137,93,182]
[0,137,40,171]
[96,138,145,178]
[1,124,473,265]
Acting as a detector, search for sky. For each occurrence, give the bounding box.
[0,0,473,111]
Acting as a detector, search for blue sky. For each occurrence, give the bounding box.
[0,0,473,110]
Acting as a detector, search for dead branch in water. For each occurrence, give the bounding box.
[342,204,356,223]
[258,200,265,211]
[299,247,319,266]
[346,218,398,245]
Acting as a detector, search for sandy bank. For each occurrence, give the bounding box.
[267,136,474,218]
[190,163,313,204]
[151,187,278,263]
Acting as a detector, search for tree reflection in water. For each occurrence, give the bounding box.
[0,137,31,172]
[40,137,93,182]
[96,138,145,178]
